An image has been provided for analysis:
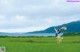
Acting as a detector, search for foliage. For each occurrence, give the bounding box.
[0,36,80,52]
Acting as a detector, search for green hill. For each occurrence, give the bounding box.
[27,21,80,33]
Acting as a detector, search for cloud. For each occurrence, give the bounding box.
[0,15,7,24]
[0,26,49,33]
[0,0,80,32]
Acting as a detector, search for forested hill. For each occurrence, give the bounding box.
[27,21,80,33]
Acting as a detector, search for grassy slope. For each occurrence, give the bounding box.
[0,36,80,52]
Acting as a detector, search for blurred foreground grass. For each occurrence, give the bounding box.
[0,36,80,52]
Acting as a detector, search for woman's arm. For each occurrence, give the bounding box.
[54,28,57,33]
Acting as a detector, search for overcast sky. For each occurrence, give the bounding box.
[0,0,80,33]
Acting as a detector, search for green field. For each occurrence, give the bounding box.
[0,36,80,52]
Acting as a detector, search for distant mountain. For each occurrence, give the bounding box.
[27,21,80,33]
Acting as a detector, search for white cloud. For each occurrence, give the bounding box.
[0,0,80,32]
[11,15,27,23]
[0,26,49,33]
[0,15,7,24]
[0,0,11,8]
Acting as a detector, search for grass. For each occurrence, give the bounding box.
[0,36,80,52]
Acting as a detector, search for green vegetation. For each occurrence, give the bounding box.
[63,32,80,36]
[0,34,80,52]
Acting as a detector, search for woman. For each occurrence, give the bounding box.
[54,26,67,44]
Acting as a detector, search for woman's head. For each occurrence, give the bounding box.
[57,29,61,34]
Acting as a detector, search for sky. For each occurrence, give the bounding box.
[0,0,80,33]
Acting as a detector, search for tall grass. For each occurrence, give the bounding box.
[0,36,80,52]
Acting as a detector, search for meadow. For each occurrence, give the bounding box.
[0,36,80,52]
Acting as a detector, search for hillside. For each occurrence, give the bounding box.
[27,21,80,33]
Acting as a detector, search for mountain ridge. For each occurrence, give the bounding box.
[27,21,80,33]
